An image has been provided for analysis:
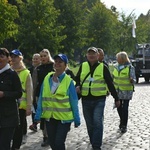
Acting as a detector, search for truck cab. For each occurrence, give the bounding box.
[132,43,150,83]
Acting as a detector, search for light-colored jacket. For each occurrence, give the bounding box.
[15,67,33,110]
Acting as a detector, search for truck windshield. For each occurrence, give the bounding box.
[137,48,150,57]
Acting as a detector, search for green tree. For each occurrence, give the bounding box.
[136,10,150,44]
[54,0,86,60]
[85,2,119,55]
[0,0,18,44]
[117,10,150,55]
[116,12,135,52]
[17,0,65,57]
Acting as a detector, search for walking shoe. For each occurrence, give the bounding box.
[119,124,122,130]
[41,137,49,147]
[29,124,37,132]
[93,148,101,150]
[120,126,127,133]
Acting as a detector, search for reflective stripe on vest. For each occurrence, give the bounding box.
[113,66,133,91]
[18,69,30,110]
[41,72,74,120]
[80,62,107,96]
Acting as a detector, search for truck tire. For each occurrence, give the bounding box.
[144,76,149,82]
[136,76,139,83]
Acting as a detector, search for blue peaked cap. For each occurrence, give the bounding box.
[53,54,68,64]
[10,49,22,56]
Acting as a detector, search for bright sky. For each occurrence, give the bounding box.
[101,0,150,18]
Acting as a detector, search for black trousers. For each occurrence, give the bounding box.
[11,109,26,149]
[23,117,27,135]
[46,118,71,150]
[0,127,15,150]
[117,99,130,127]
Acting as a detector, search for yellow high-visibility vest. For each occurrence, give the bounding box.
[113,66,133,91]
[19,69,30,110]
[81,62,107,96]
[41,72,74,120]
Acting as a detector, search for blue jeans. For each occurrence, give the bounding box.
[46,118,71,150]
[117,99,129,128]
[82,98,106,149]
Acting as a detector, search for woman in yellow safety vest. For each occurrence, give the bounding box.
[113,51,136,133]
[10,49,33,150]
[35,54,80,150]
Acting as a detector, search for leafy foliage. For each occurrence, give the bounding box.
[85,2,119,54]
[0,0,18,44]
[54,0,86,58]
[17,0,65,57]
[0,0,150,61]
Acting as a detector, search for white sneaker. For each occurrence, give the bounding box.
[22,135,27,144]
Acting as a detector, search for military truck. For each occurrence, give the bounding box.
[132,43,150,83]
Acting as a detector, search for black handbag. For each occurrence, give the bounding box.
[77,72,91,100]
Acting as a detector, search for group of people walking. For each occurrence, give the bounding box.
[0,46,136,150]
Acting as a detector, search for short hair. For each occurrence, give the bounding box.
[0,48,9,57]
[97,48,104,53]
[33,53,40,58]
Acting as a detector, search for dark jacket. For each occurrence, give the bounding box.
[28,65,34,76]
[75,61,119,101]
[0,69,22,128]
[36,63,54,97]
[65,68,75,80]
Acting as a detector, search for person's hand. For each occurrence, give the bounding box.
[130,78,134,83]
[0,91,4,98]
[26,108,32,116]
[115,100,120,108]
[76,86,81,94]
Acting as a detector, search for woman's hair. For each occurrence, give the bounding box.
[40,49,54,63]
[20,55,26,68]
[116,51,130,64]
[15,55,26,68]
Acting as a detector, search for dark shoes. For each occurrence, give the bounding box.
[92,146,101,150]
[121,127,127,133]
[119,124,122,130]
[41,137,49,147]
[29,124,37,132]
[119,125,127,133]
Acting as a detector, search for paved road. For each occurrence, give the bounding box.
[20,78,150,150]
